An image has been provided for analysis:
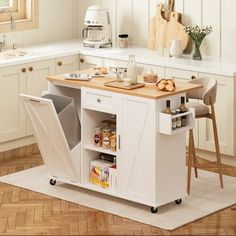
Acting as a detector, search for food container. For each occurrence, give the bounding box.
[143,74,158,83]
[110,130,117,152]
[118,34,129,48]
[102,128,112,149]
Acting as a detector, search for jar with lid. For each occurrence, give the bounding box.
[118,34,128,48]
[110,129,117,152]
[102,128,112,149]
[94,127,102,147]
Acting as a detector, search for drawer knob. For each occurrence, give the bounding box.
[29,67,34,72]
[80,58,85,63]
[191,75,196,80]
[97,98,102,103]
[21,68,26,73]
[58,61,62,66]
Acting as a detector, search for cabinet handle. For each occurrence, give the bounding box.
[80,58,85,63]
[21,68,26,73]
[191,75,196,80]
[58,61,62,66]
[29,67,34,72]
[97,98,101,103]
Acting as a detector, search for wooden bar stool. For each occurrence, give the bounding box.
[186,78,223,194]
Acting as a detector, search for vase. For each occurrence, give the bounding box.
[192,41,202,60]
[169,39,183,58]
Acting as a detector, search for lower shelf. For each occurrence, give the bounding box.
[84,144,117,155]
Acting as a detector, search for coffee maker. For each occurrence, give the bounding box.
[82,5,112,48]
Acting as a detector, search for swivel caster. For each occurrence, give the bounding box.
[49,179,56,186]
[150,207,158,213]
[175,199,182,205]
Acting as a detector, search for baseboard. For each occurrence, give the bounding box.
[0,136,36,153]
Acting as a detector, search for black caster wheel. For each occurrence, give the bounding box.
[151,207,158,213]
[49,179,56,186]
[175,199,182,205]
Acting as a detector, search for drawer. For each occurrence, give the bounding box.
[82,87,117,114]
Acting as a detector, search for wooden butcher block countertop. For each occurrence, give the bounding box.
[47,71,202,100]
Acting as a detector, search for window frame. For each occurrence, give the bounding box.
[0,0,38,32]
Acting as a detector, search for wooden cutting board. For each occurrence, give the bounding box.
[148,2,189,51]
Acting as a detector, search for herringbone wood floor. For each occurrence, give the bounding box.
[0,145,236,235]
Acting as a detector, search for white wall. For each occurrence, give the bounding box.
[0,0,79,49]
[78,0,236,59]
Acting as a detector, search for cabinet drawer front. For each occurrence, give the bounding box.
[82,88,115,113]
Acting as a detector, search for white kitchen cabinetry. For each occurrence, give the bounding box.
[0,66,27,143]
[198,73,235,156]
[26,60,55,135]
[0,60,55,143]
[79,55,103,70]
[80,87,187,208]
[55,55,79,75]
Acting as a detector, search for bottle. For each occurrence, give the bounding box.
[172,110,177,130]
[176,109,182,128]
[164,100,172,114]
[127,55,137,85]
[179,96,188,127]
[94,127,102,147]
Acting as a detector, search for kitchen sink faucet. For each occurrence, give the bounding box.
[0,8,16,30]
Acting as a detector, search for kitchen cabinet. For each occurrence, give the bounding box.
[0,60,55,142]
[55,55,79,75]
[79,55,103,70]
[0,65,27,143]
[79,87,190,208]
[26,60,55,135]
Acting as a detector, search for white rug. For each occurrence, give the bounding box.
[0,165,236,231]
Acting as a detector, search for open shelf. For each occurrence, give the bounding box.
[84,144,117,156]
[159,108,195,135]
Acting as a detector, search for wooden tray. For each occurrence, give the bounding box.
[105,81,145,90]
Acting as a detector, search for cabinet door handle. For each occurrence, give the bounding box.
[21,68,26,73]
[29,67,34,72]
[191,75,196,80]
[97,98,101,103]
[80,58,85,63]
[58,61,62,66]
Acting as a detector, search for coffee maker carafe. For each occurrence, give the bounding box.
[82,5,112,48]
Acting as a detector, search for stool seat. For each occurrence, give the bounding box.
[187,102,210,116]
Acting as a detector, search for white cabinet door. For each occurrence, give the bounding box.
[198,73,235,156]
[0,65,27,142]
[26,59,55,135]
[79,55,103,70]
[117,95,157,203]
[55,55,79,75]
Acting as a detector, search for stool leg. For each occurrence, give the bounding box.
[187,129,193,194]
[191,131,198,178]
[211,103,223,188]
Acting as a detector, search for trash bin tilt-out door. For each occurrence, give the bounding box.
[19,94,79,181]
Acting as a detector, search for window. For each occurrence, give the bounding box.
[0,0,12,8]
[0,0,38,32]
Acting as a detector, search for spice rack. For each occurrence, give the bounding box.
[159,108,195,135]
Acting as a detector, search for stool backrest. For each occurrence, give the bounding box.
[186,78,217,105]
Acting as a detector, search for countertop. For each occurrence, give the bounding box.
[47,72,202,100]
[0,39,236,77]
